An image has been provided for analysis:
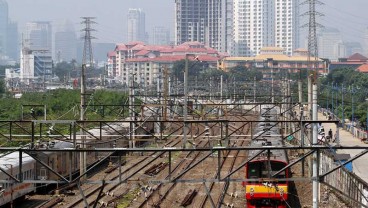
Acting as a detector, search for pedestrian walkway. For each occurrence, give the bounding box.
[318,112,368,182]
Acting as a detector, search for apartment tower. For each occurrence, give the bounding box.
[233,0,300,56]
[127,8,146,43]
[175,0,233,54]
[0,0,8,55]
[25,21,52,51]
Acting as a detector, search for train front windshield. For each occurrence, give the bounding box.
[247,161,287,179]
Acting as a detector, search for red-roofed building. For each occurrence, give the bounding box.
[329,53,368,72]
[347,53,368,62]
[107,51,117,77]
[107,41,224,86]
[356,64,368,73]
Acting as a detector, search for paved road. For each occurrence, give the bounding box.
[318,112,368,182]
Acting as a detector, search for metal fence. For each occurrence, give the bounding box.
[320,151,368,207]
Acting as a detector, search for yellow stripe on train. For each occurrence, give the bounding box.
[245,184,288,194]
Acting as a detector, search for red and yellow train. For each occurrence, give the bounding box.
[243,106,290,208]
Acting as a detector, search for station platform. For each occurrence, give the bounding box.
[318,111,368,183]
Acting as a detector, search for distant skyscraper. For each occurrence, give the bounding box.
[22,21,52,80]
[364,27,368,57]
[0,0,8,55]
[275,0,300,55]
[344,42,363,57]
[25,22,52,51]
[233,0,299,56]
[175,0,233,54]
[318,28,345,61]
[7,20,18,60]
[54,21,77,63]
[152,26,170,45]
[127,8,146,43]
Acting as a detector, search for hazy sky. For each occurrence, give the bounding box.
[319,0,368,43]
[6,0,368,45]
[7,0,175,43]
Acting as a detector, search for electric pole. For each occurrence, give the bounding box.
[81,17,96,68]
[302,1,323,207]
[183,55,189,148]
[80,17,96,180]
[163,66,169,122]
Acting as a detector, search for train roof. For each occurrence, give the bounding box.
[0,152,34,170]
[253,128,281,137]
[35,141,74,154]
[248,105,287,163]
[248,138,288,163]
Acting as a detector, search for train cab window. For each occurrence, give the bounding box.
[248,163,261,179]
[270,162,287,178]
[248,161,287,179]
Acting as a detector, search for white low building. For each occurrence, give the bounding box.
[20,48,52,82]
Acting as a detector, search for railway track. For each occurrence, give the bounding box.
[136,140,210,208]
[133,115,252,208]
[46,113,253,208]
[59,122,189,208]
[63,141,181,207]
[197,116,250,208]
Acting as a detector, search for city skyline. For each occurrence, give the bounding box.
[6,0,175,44]
[3,0,367,45]
[0,0,366,62]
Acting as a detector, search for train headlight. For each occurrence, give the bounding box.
[279,188,284,196]
[250,187,254,196]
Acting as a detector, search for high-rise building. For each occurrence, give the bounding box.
[7,20,18,60]
[22,21,52,81]
[152,26,170,45]
[318,28,345,61]
[233,0,299,56]
[175,0,233,54]
[54,21,77,63]
[364,27,368,57]
[234,0,275,56]
[25,22,52,51]
[344,42,363,57]
[127,8,146,43]
[275,0,300,55]
[0,0,18,62]
[0,0,8,55]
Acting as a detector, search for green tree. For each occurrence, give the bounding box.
[54,61,75,82]
[228,66,263,81]
[171,60,208,81]
[320,68,368,128]
[0,79,5,94]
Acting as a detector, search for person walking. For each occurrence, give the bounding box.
[328,129,333,142]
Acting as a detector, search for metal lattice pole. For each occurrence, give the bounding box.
[80,17,96,180]
[81,17,96,68]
